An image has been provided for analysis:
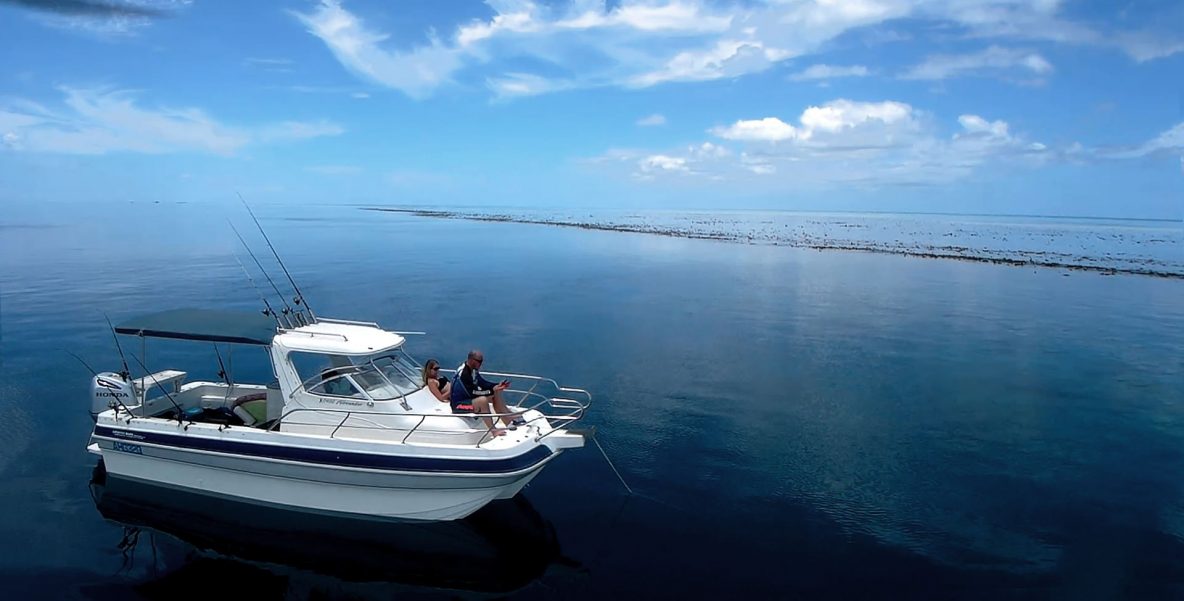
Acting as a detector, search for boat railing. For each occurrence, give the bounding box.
[271,372,590,447]
[438,368,592,440]
[314,317,382,329]
[285,329,350,342]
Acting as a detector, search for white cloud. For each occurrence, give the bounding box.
[1103,122,1184,159]
[711,100,916,144]
[292,0,466,100]
[789,64,871,81]
[1140,123,1184,154]
[295,1,1181,100]
[1113,32,1184,62]
[639,154,689,173]
[457,5,538,46]
[800,100,913,132]
[0,87,342,155]
[557,1,732,32]
[957,114,1010,138]
[592,98,1065,185]
[711,117,803,142]
[902,46,1053,80]
[488,72,574,99]
[630,39,787,87]
[690,141,730,158]
[637,113,667,127]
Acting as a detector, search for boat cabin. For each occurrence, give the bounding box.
[103,309,437,430]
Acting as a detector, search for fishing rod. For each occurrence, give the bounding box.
[104,314,131,381]
[65,349,98,377]
[230,249,289,329]
[228,220,296,328]
[239,193,317,324]
[128,352,187,426]
[212,343,235,405]
[212,343,231,386]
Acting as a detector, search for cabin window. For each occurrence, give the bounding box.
[306,370,364,398]
[287,350,423,401]
[358,352,424,399]
[289,352,364,398]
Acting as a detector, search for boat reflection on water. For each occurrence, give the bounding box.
[89,461,572,594]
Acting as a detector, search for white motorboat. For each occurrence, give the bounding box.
[87,308,590,521]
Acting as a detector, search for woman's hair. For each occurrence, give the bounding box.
[422,359,439,385]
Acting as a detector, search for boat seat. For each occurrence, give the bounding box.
[132,370,187,397]
[231,393,269,427]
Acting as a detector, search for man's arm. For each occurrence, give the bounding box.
[461,365,493,397]
[475,369,499,391]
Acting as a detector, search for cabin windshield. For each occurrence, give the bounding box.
[290,349,424,401]
[350,351,424,400]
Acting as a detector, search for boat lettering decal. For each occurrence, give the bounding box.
[95,378,130,398]
[112,441,143,454]
[91,425,552,474]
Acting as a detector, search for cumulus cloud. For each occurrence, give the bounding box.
[957,114,1010,138]
[603,106,1184,188]
[638,154,689,173]
[712,100,917,145]
[800,100,913,133]
[0,87,342,155]
[590,98,1062,185]
[712,117,803,142]
[292,1,1179,101]
[902,46,1053,80]
[789,64,870,81]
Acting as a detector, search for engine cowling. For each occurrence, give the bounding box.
[91,372,134,417]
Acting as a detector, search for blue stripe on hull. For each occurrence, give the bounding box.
[93,426,552,474]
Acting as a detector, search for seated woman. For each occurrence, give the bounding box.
[422,359,450,403]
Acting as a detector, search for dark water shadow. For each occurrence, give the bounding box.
[85,462,573,596]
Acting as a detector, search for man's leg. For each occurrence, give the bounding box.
[491,389,516,426]
[472,397,505,434]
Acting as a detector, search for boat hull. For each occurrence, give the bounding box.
[90,466,566,593]
[92,426,558,521]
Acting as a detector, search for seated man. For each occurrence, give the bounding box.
[449,349,521,436]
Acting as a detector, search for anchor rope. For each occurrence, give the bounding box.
[592,434,633,495]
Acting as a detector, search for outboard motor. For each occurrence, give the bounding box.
[91,372,134,419]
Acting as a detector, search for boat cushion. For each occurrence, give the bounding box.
[234,400,268,426]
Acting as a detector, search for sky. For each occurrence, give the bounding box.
[0,0,1182,218]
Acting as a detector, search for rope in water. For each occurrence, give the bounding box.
[592,434,633,495]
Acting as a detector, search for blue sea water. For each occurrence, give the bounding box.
[0,201,1182,599]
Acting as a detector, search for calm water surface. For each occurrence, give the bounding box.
[1,202,1182,599]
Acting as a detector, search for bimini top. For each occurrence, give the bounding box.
[115,309,278,346]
